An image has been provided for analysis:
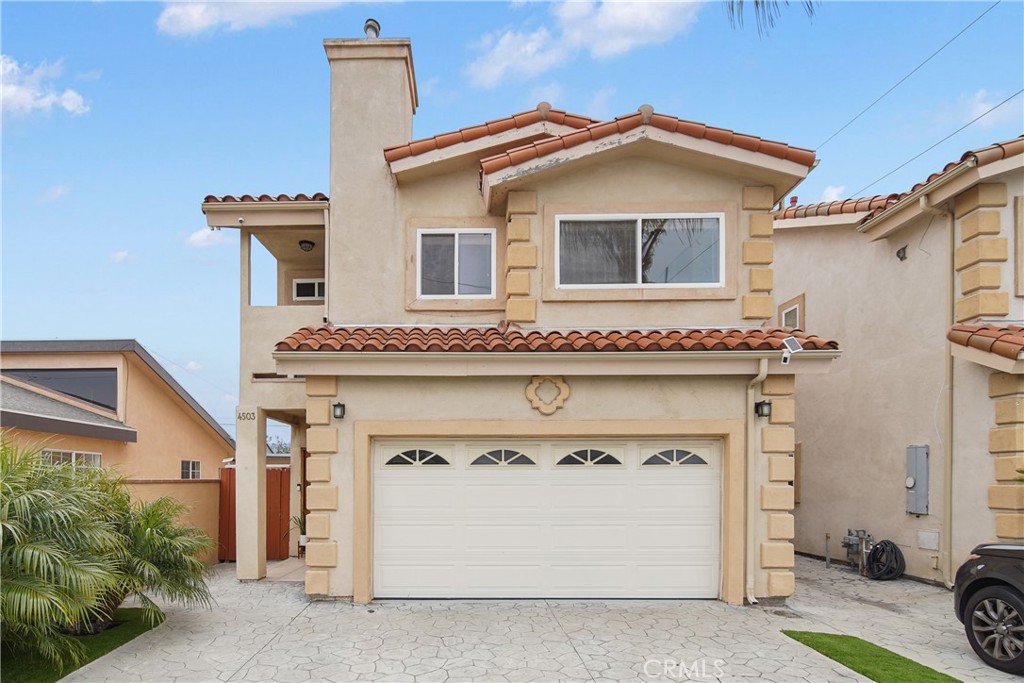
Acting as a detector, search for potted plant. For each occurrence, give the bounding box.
[290,514,308,547]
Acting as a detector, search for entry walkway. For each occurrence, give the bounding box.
[63,557,1015,682]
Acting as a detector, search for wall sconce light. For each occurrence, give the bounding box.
[754,400,772,418]
[332,402,346,419]
[299,239,316,252]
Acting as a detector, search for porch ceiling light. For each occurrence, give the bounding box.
[754,400,772,418]
[333,402,346,420]
[299,239,316,252]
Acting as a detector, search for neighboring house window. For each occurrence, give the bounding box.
[778,293,805,329]
[293,278,325,301]
[556,214,724,288]
[180,460,201,479]
[417,229,495,298]
[5,368,117,411]
[43,450,101,468]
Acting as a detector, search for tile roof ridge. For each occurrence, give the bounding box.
[479,106,816,175]
[203,192,328,203]
[383,102,600,163]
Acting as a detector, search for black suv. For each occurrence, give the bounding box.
[954,543,1024,674]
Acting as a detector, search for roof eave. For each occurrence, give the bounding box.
[950,344,1024,374]
[203,201,329,228]
[273,348,841,378]
[774,211,873,230]
[0,410,139,443]
[858,161,977,240]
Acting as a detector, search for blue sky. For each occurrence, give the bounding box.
[3,1,1022,440]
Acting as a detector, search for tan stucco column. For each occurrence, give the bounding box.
[288,423,305,556]
[235,406,267,580]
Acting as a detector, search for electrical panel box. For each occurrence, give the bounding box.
[906,445,929,515]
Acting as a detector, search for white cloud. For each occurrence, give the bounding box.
[964,89,1021,129]
[821,185,847,203]
[156,2,343,36]
[555,1,701,59]
[530,82,564,106]
[467,26,567,89]
[187,227,232,247]
[467,1,701,88]
[37,184,70,204]
[587,86,617,119]
[109,250,129,263]
[185,360,203,371]
[1,55,90,117]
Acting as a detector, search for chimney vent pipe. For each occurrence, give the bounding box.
[364,18,380,38]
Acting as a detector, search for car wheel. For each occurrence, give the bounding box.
[964,585,1024,674]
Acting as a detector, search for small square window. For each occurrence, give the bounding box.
[180,460,201,479]
[293,279,325,301]
[778,294,805,330]
[417,230,494,299]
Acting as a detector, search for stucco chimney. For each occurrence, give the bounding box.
[323,23,418,321]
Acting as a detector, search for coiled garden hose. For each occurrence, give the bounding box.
[866,540,906,580]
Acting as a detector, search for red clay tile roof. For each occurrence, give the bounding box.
[780,136,1024,222]
[383,103,599,164]
[276,325,838,353]
[948,324,1024,360]
[776,195,895,220]
[203,193,328,203]
[479,108,816,175]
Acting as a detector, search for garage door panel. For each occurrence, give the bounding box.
[633,524,717,550]
[550,524,629,549]
[374,439,721,599]
[464,524,543,548]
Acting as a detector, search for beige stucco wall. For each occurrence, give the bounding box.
[290,372,793,605]
[774,215,950,582]
[951,360,999,563]
[326,154,772,328]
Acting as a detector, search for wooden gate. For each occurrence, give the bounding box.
[218,467,291,562]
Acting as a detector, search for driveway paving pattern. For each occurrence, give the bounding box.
[63,556,1017,682]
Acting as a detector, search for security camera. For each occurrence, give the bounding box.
[237,216,245,224]
[780,336,803,365]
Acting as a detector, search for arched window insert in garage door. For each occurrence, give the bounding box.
[470,449,536,466]
[641,449,708,466]
[556,449,622,466]
[385,449,450,466]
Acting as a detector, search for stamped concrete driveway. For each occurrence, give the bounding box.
[64,556,1017,683]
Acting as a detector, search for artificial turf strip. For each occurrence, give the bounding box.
[783,630,960,683]
[1,609,157,683]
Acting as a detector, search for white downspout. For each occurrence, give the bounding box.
[919,195,956,588]
[746,358,769,604]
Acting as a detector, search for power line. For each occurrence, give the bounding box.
[815,0,1002,151]
[851,88,1023,197]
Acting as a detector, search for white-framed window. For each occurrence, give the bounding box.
[180,460,201,479]
[470,449,537,466]
[293,278,325,301]
[556,448,622,466]
[555,213,725,289]
[43,450,101,468]
[778,293,805,330]
[416,228,495,299]
[641,449,709,467]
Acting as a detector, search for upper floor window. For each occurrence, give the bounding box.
[44,449,101,468]
[417,229,495,299]
[180,459,201,479]
[556,214,724,289]
[5,368,117,411]
[293,278,325,301]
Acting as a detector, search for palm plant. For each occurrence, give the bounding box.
[725,0,818,34]
[79,492,214,633]
[0,438,123,668]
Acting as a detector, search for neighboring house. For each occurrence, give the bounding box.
[0,339,235,560]
[774,138,1024,585]
[202,23,841,604]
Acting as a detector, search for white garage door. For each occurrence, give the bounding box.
[374,439,721,598]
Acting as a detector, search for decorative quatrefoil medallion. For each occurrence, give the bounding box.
[525,375,570,416]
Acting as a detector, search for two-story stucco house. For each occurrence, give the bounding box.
[774,138,1024,586]
[202,23,840,604]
